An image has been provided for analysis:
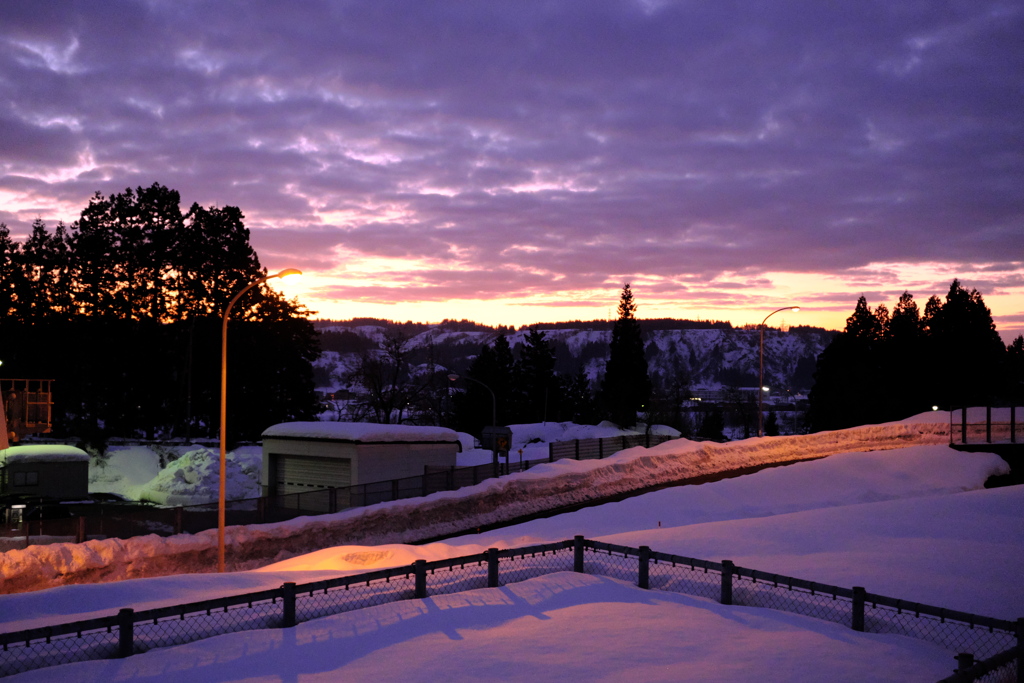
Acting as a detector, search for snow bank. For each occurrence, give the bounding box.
[137,448,261,506]
[89,446,163,500]
[0,419,965,593]
[88,445,261,505]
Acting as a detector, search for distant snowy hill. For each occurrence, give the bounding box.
[314,322,834,397]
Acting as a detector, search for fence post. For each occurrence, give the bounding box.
[954,653,975,672]
[487,548,499,588]
[575,439,580,460]
[76,515,86,544]
[961,406,967,444]
[574,536,585,573]
[118,608,134,658]
[720,560,734,605]
[1011,406,1017,444]
[638,546,650,589]
[175,506,184,535]
[622,435,627,452]
[414,559,427,598]
[598,439,604,459]
[549,442,554,462]
[329,488,337,514]
[986,405,992,443]
[282,582,296,628]
[852,586,865,632]
[1016,618,1023,683]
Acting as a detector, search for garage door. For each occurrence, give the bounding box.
[271,454,351,496]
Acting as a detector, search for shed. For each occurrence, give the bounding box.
[261,422,461,497]
[0,445,90,500]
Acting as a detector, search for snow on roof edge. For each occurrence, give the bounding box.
[0,445,90,464]
[263,422,460,444]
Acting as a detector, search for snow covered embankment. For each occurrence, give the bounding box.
[0,422,952,593]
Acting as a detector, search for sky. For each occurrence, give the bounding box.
[1,1,1022,338]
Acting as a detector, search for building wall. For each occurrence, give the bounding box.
[1,461,89,499]
[355,442,457,483]
[261,437,458,493]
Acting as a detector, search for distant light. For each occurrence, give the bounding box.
[762,386,770,392]
[932,405,939,411]
[447,373,459,382]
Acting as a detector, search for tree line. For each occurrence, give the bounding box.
[0,183,319,448]
[808,280,1024,431]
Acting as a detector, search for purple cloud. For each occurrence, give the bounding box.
[0,0,1021,327]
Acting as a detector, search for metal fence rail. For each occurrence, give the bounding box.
[1,537,1017,681]
[949,406,1023,445]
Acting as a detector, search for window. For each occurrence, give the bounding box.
[13,471,39,487]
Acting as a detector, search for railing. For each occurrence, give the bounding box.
[948,406,1023,446]
[1,433,681,549]
[547,432,676,461]
[0,537,1018,681]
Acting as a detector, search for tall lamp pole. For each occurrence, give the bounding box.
[759,306,800,438]
[219,268,301,573]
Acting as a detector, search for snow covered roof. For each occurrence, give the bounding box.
[0,444,90,465]
[263,422,460,444]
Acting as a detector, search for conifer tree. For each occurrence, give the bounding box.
[925,279,1005,406]
[601,284,651,427]
[518,328,560,423]
[0,224,24,320]
[808,296,885,430]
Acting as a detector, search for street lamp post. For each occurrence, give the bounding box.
[758,306,800,438]
[219,268,301,573]
[448,373,498,476]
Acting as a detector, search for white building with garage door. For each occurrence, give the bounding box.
[261,422,461,497]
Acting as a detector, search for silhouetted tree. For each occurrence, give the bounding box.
[924,279,1005,407]
[809,283,1008,432]
[601,284,651,427]
[518,329,560,423]
[0,184,319,446]
[808,296,890,430]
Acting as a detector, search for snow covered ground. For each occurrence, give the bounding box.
[1,438,1019,682]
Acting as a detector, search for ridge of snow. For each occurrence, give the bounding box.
[0,418,970,593]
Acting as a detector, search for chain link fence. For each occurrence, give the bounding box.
[1,537,1018,681]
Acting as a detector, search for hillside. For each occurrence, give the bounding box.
[313,319,834,401]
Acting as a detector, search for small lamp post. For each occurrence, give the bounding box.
[759,306,800,438]
[219,268,301,573]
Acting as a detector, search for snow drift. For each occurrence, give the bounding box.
[0,419,972,594]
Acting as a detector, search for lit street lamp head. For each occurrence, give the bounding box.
[272,268,302,280]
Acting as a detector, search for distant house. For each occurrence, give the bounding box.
[261,422,461,497]
[0,445,90,501]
